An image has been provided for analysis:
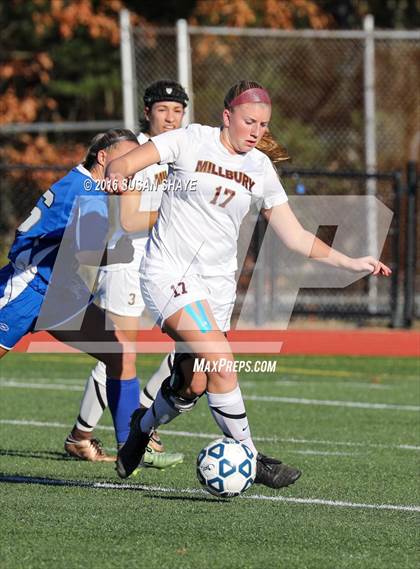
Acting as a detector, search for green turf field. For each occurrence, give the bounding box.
[0,353,419,569]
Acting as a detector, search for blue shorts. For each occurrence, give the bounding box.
[0,263,97,350]
[0,264,44,350]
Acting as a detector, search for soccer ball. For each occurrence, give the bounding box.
[196,437,257,498]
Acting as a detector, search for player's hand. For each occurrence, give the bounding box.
[349,256,392,276]
[104,173,126,194]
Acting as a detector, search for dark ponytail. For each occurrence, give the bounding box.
[83,129,139,170]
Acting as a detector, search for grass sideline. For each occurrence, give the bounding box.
[0,353,419,569]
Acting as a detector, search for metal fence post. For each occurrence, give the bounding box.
[0,161,13,262]
[120,9,138,132]
[404,161,418,327]
[390,172,403,328]
[254,214,267,326]
[176,19,194,124]
[254,213,268,326]
[364,14,378,313]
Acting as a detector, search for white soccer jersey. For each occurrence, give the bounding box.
[105,132,168,271]
[141,124,288,278]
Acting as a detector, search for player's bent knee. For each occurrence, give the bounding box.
[183,382,206,400]
[205,360,237,393]
[188,368,208,398]
[161,376,201,413]
[104,350,136,378]
[157,352,205,412]
[121,351,137,377]
[217,367,236,383]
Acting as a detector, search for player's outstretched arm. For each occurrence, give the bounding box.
[263,202,391,276]
[106,141,161,185]
[119,191,158,233]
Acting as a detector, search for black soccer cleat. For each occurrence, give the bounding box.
[116,408,151,479]
[255,453,301,489]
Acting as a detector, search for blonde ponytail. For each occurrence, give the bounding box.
[256,130,289,163]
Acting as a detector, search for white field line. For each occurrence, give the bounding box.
[0,474,418,513]
[103,446,357,458]
[6,357,419,380]
[1,378,85,385]
[115,446,357,458]
[0,381,85,391]
[273,367,420,381]
[1,378,394,390]
[241,380,392,390]
[239,379,397,391]
[1,418,419,452]
[0,380,417,411]
[287,449,357,456]
[244,394,420,411]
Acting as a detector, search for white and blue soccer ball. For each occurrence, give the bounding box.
[196,437,257,498]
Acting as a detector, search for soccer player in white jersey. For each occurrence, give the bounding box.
[64,81,188,466]
[106,80,391,488]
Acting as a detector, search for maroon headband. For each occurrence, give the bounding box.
[229,87,271,108]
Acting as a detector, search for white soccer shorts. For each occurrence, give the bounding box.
[96,268,145,318]
[140,272,236,332]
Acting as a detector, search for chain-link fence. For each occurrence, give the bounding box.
[0,163,406,327]
[131,24,420,173]
[130,22,418,325]
[0,22,417,327]
[233,169,403,327]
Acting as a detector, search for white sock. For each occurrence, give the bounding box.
[76,361,107,431]
[206,386,257,455]
[139,388,181,433]
[140,351,174,408]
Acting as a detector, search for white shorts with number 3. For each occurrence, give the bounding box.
[96,268,145,317]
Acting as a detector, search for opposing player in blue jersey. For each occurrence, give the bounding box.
[0,129,144,458]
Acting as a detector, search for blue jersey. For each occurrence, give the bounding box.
[8,165,108,295]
